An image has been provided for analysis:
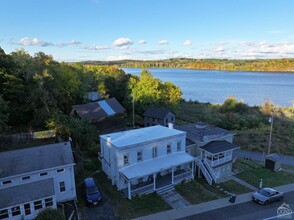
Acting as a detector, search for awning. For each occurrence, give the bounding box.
[119,152,194,180]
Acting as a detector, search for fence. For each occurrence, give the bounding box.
[0,130,55,143]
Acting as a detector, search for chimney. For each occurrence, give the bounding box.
[106,136,111,142]
[168,123,174,129]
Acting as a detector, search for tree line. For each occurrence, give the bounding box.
[82,58,294,72]
[0,47,182,135]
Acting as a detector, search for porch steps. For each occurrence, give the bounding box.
[156,184,175,195]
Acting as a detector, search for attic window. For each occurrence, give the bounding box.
[22,176,30,181]
[57,169,65,173]
[40,172,48,176]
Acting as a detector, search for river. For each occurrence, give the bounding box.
[122,68,294,107]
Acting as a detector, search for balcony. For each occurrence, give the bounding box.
[206,155,232,167]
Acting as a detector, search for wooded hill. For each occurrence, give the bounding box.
[81,58,294,72]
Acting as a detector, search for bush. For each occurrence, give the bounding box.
[35,208,65,220]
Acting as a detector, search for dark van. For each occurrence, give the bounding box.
[83,178,102,206]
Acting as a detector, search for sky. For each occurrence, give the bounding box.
[1,0,294,62]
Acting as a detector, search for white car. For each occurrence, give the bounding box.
[252,188,284,205]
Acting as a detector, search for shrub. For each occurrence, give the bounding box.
[35,208,65,220]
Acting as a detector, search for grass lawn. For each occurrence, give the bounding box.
[175,180,217,204]
[282,165,294,171]
[218,180,253,195]
[234,159,294,188]
[76,161,171,219]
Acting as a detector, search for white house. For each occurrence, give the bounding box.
[0,142,76,220]
[176,122,239,184]
[99,125,195,199]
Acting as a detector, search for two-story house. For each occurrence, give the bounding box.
[99,125,194,199]
[143,108,175,127]
[0,142,76,220]
[176,122,239,184]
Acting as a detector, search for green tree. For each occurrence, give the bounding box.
[0,95,9,133]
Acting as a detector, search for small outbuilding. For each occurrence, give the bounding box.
[143,107,175,127]
[264,153,281,172]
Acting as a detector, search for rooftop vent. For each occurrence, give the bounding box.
[106,136,111,142]
[168,123,174,129]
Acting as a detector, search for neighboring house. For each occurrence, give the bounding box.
[143,108,175,127]
[84,91,103,102]
[0,142,76,220]
[176,122,239,184]
[99,124,194,199]
[71,97,126,133]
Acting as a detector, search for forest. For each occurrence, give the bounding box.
[1,47,294,155]
[82,58,294,72]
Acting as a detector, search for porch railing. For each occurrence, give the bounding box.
[206,155,232,167]
[174,170,192,183]
[196,158,213,185]
[132,183,154,196]
[204,158,218,182]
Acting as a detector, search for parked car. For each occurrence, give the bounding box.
[252,188,284,205]
[83,177,102,206]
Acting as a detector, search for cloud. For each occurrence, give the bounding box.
[12,37,81,47]
[183,40,192,46]
[57,40,81,47]
[214,41,231,46]
[138,40,147,44]
[158,40,168,45]
[106,55,129,61]
[84,45,110,50]
[13,37,52,47]
[213,47,225,52]
[137,49,168,55]
[113,37,133,47]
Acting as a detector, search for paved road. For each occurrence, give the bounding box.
[179,191,294,220]
[234,150,294,166]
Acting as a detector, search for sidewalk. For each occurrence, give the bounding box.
[133,183,294,220]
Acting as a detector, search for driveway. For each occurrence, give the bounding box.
[82,197,120,220]
[234,149,294,166]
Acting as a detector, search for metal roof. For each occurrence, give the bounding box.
[100,125,185,149]
[0,178,54,208]
[72,98,125,120]
[0,142,74,179]
[120,152,194,180]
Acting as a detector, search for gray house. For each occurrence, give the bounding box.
[176,122,239,184]
[143,108,175,127]
[0,142,76,220]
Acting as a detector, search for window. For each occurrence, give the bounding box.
[22,176,30,181]
[34,200,42,210]
[177,142,181,151]
[2,180,11,185]
[167,144,171,154]
[59,181,66,192]
[57,168,65,173]
[123,154,129,165]
[152,147,157,158]
[40,172,48,176]
[11,206,21,216]
[137,151,142,162]
[24,203,31,215]
[171,116,174,121]
[45,198,53,207]
[0,209,9,219]
[138,178,143,183]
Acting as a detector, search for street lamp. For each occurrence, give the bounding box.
[268,109,275,155]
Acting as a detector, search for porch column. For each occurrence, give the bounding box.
[218,154,220,165]
[171,167,175,184]
[191,161,194,179]
[153,173,156,191]
[128,180,131,200]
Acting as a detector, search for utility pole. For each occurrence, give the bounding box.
[132,94,135,128]
[268,109,274,155]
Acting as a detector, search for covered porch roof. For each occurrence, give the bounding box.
[119,152,194,180]
[200,141,239,154]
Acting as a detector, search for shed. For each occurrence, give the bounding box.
[264,153,281,171]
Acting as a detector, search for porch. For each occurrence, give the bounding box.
[121,167,193,198]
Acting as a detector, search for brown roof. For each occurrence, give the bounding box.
[72,98,125,121]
